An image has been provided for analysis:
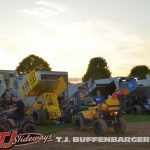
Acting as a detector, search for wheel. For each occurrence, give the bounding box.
[131,105,143,115]
[113,117,127,133]
[32,109,47,125]
[73,114,85,131]
[22,123,36,133]
[93,119,107,136]
[64,109,72,123]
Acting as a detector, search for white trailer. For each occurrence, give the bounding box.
[0,70,68,107]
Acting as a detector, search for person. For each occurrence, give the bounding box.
[4,92,25,129]
[1,88,13,106]
[74,87,86,107]
[79,87,87,106]
[61,96,70,110]
[61,96,71,124]
[74,87,81,107]
[93,90,105,105]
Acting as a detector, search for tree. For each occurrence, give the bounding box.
[16,54,51,75]
[82,57,111,82]
[129,65,150,79]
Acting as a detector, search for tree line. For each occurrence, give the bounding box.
[16,54,150,82]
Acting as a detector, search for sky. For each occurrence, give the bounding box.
[0,0,150,83]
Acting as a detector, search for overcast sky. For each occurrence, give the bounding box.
[0,0,150,82]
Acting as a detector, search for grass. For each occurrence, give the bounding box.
[123,114,150,122]
[36,114,150,134]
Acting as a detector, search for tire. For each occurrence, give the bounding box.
[93,119,107,136]
[113,117,127,133]
[32,109,47,125]
[131,105,143,115]
[65,109,72,123]
[22,123,36,133]
[73,114,85,131]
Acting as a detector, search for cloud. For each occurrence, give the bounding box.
[22,7,59,18]
[22,0,70,19]
[36,0,70,13]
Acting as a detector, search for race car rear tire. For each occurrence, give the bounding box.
[131,105,143,115]
[32,109,47,125]
[22,123,36,133]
